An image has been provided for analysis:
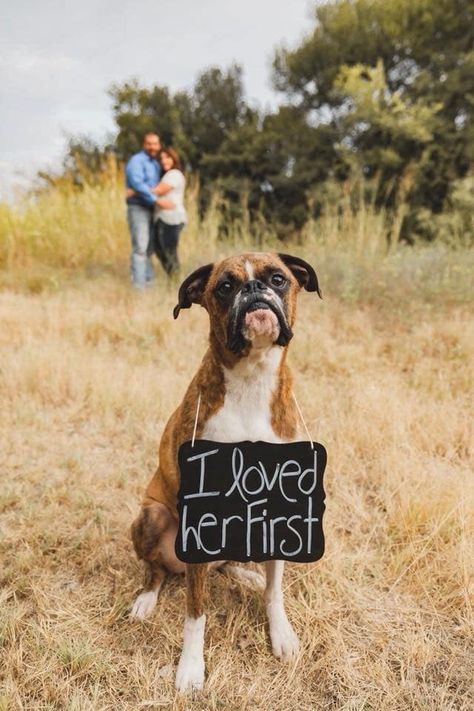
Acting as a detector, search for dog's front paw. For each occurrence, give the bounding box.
[269,612,300,661]
[175,652,205,692]
[130,590,158,620]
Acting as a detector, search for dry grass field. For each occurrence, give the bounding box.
[1,173,473,709]
[0,254,472,710]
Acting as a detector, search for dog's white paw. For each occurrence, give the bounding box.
[227,565,266,591]
[175,652,205,692]
[269,612,300,661]
[130,590,158,620]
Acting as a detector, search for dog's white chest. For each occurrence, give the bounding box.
[202,347,284,444]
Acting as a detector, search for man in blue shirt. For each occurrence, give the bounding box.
[126,132,167,288]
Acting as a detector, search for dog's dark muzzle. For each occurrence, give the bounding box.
[226,281,293,353]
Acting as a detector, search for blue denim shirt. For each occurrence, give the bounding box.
[125,150,161,208]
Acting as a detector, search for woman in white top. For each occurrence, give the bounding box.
[127,146,187,276]
[152,147,186,275]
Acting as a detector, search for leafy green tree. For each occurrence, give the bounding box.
[190,65,249,159]
[108,79,175,159]
[332,59,443,206]
[108,64,249,168]
[273,0,474,220]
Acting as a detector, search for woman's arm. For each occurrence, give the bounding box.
[156,197,175,208]
[125,187,174,208]
[151,181,173,196]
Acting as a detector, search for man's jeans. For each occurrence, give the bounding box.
[127,204,155,288]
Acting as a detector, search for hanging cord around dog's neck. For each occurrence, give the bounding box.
[292,391,315,450]
[191,391,202,448]
[192,388,313,449]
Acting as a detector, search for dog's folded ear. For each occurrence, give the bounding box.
[173,263,214,319]
[278,253,322,297]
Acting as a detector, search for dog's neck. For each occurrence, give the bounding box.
[197,339,297,443]
[223,343,284,388]
[208,330,286,369]
[207,331,288,381]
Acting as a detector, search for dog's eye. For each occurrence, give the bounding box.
[271,273,286,287]
[217,280,233,296]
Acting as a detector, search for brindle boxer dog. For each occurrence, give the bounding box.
[130,251,321,692]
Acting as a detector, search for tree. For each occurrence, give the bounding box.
[108,64,249,170]
[108,79,175,159]
[332,59,442,206]
[190,64,249,160]
[273,0,474,220]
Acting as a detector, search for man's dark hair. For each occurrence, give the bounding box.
[143,132,160,142]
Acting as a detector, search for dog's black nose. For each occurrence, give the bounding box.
[242,279,266,294]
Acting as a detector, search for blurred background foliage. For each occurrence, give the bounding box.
[38,0,474,243]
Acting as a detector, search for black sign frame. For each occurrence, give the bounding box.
[175,439,327,564]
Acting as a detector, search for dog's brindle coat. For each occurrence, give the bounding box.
[130,251,320,692]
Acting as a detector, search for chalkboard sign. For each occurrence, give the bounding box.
[175,440,327,564]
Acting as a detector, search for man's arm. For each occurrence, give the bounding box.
[126,155,156,206]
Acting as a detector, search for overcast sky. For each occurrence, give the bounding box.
[0,0,316,198]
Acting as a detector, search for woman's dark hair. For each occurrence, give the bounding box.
[160,146,181,171]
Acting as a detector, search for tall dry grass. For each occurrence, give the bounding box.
[0,166,473,709]
[0,159,232,276]
[0,166,400,274]
[1,158,472,305]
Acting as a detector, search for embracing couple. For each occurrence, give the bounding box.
[125,132,187,288]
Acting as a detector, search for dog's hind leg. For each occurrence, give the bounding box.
[130,561,166,620]
[130,502,177,620]
[220,563,265,591]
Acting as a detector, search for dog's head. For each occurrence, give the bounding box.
[173,252,321,356]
